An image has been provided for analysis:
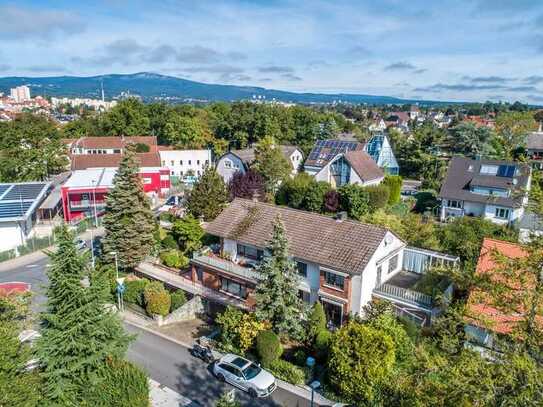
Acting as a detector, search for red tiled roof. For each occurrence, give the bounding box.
[466,238,542,335]
[70,152,162,170]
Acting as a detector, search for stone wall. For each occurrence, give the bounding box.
[160,295,204,326]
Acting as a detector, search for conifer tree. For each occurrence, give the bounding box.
[253,135,291,193]
[37,226,131,405]
[186,166,228,221]
[102,143,155,269]
[255,215,304,339]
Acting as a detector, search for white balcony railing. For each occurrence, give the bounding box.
[373,283,433,309]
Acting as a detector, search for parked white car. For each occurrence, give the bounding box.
[213,354,277,398]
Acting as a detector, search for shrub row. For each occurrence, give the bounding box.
[123,277,187,316]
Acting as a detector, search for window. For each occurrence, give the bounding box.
[224,160,232,169]
[197,160,200,165]
[180,160,183,165]
[495,207,510,219]
[237,244,263,260]
[197,170,201,176]
[388,254,398,274]
[162,160,165,166]
[171,171,174,175]
[297,261,307,277]
[376,265,382,286]
[170,160,174,166]
[142,178,152,184]
[220,278,247,298]
[205,160,209,166]
[188,160,192,165]
[480,165,498,175]
[447,200,461,208]
[180,171,184,176]
[324,271,345,290]
[196,267,203,282]
[113,149,121,154]
[219,364,242,377]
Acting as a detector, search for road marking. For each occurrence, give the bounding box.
[26,264,39,268]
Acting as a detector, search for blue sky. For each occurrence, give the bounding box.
[1,0,543,103]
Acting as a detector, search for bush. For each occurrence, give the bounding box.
[303,181,331,213]
[338,184,369,220]
[314,329,332,362]
[307,302,326,343]
[124,278,149,307]
[160,249,189,269]
[383,175,402,205]
[268,359,305,385]
[293,349,307,367]
[161,234,178,250]
[144,282,171,316]
[256,330,283,367]
[169,290,187,312]
[82,358,149,407]
[216,306,269,353]
[323,190,340,213]
[365,184,390,212]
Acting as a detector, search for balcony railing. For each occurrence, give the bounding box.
[70,200,106,209]
[373,283,433,309]
[191,251,261,282]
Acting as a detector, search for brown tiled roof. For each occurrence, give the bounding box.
[344,150,384,182]
[205,198,391,275]
[70,152,162,170]
[71,136,157,151]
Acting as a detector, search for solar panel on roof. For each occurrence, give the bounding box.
[2,184,46,201]
[497,165,516,178]
[0,185,10,198]
[0,201,33,219]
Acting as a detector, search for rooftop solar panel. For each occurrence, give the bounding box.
[2,184,46,201]
[0,185,10,198]
[0,201,33,219]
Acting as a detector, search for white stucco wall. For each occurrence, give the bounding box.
[351,231,405,315]
[216,153,246,184]
[159,150,212,178]
[0,222,25,251]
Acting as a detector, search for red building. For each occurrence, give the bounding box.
[61,167,169,222]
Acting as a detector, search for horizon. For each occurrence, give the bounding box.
[1,1,542,104]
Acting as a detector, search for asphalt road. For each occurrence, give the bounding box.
[0,250,311,407]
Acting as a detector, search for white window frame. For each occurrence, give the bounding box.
[494,207,510,219]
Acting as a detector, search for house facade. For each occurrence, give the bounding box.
[216,146,303,184]
[188,199,458,327]
[158,148,212,183]
[61,167,170,222]
[439,157,531,225]
[525,130,543,169]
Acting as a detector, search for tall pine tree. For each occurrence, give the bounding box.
[37,226,131,405]
[255,215,304,339]
[186,166,228,221]
[102,143,155,269]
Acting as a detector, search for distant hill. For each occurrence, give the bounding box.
[0,72,448,105]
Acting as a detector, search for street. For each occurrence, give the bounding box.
[0,250,312,407]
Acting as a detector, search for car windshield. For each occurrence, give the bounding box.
[241,363,261,380]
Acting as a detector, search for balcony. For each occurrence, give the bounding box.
[191,249,261,283]
[70,200,106,209]
[373,271,434,309]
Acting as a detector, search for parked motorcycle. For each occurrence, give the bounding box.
[191,337,215,364]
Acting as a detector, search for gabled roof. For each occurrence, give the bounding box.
[466,238,542,335]
[223,145,302,167]
[70,152,162,170]
[304,138,364,169]
[344,150,384,182]
[438,156,530,207]
[205,198,394,275]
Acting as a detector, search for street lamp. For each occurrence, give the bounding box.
[110,251,125,311]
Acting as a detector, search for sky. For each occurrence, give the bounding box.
[1,0,543,103]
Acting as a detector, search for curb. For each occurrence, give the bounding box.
[122,318,337,405]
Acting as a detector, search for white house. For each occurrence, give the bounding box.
[187,199,458,327]
[0,182,51,252]
[216,145,303,184]
[158,148,212,181]
[439,157,531,225]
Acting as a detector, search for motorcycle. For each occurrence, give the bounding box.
[191,337,215,364]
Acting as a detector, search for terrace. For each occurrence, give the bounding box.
[191,247,261,283]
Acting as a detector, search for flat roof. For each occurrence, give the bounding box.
[0,182,50,222]
[63,168,117,189]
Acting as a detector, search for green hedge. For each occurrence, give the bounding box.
[170,290,187,312]
[256,330,283,367]
[124,279,149,307]
[268,359,305,385]
[384,175,402,205]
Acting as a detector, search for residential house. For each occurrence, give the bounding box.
[439,157,531,225]
[216,146,303,184]
[66,136,158,155]
[158,147,212,183]
[0,182,51,251]
[61,167,170,222]
[369,116,387,132]
[408,105,421,120]
[385,112,410,132]
[465,238,542,350]
[188,199,458,327]
[525,129,543,169]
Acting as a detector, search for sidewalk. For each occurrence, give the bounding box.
[149,379,195,407]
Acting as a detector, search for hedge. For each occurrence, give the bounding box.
[384,175,402,205]
[124,279,149,307]
[144,282,171,316]
[170,290,187,312]
[268,359,305,385]
[160,249,189,269]
[256,330,283,367]
[365,184,390,212]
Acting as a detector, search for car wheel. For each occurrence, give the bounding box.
[216,373,225,382]
[248,388,257,398]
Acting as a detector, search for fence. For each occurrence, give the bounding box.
[0,216,103,263]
